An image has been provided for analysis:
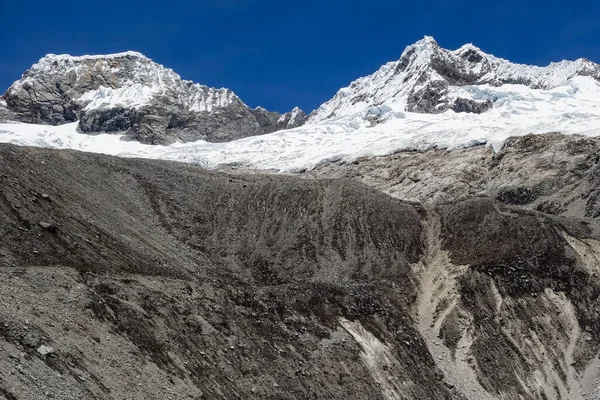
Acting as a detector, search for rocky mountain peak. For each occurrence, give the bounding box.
[454,43,486,62]
[6,51,241,119]
[394,36,443,74]
[13,51,164,96]
[16,52,148,86]
[308,36,600,123]
[3,51,306,144]
[404,35,440,53]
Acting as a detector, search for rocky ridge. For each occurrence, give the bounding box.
[2,51,307,144]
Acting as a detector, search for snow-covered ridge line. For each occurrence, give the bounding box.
[453,42,594,78]
[36,51,147,63]
[2,36,600,163]
[11,51,243,111]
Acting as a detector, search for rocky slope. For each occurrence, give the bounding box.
[1,52,307,144]
[308,36,600,122]
[308,132,600,217]
[1,141,600,399]
[309,132,600,398]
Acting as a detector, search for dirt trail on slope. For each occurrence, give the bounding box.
[415,208,494,400]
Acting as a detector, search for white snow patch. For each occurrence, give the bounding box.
[80,85,159,110]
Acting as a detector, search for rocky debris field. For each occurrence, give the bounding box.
[1,138,600,399]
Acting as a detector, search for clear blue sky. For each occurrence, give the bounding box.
[1,0,599,113]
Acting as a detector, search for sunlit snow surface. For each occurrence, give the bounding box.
[2,76,600,172]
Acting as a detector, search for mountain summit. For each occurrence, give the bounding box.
[1,51,307,144]
[309,36,600,123]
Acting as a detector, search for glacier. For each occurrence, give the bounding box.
[2,75,600,172]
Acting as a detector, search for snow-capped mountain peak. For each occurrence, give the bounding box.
[308,36,600,123]
[3,51,307,143]
[406,35,440,53]
[10,51,241,114]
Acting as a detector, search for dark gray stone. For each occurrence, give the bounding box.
[406,79,450,114]
[0,97,18,122]
[451,98,493,114]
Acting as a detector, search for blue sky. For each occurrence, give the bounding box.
[1,0,599,113]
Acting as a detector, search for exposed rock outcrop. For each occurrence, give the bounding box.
[0,96,17,122]
[308,132,600,222]
[451,97,493,114]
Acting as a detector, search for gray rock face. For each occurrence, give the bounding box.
[310,132,600,232]
[0,97,18,122]
[3,52,307,144]
[405,79,450,114]
[78,107,135,133]
[409,39,600,115]
[271,106,308,129]
[405,73,493,115]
